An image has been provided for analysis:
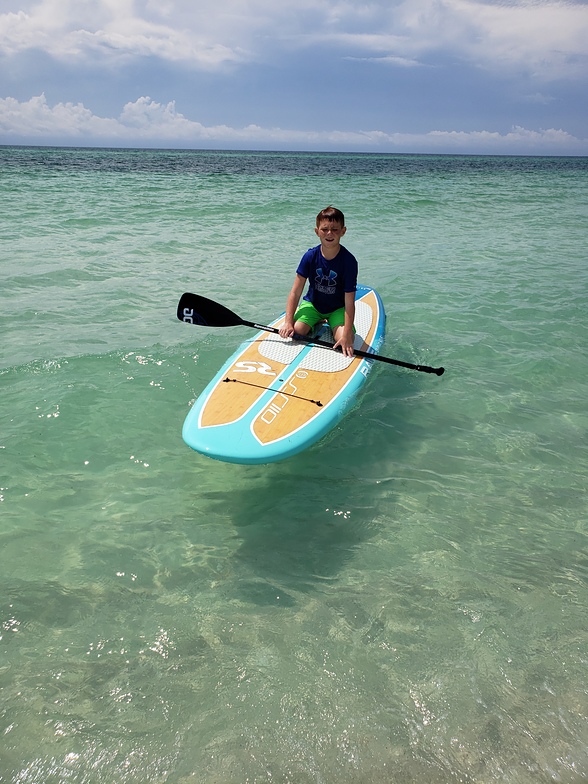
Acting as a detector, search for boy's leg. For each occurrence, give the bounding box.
[327,306,356,348]
[294,320,312,336]
[293,301,325,336]
[326,306,346,332]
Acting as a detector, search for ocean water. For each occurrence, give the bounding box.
[1,146,587,784]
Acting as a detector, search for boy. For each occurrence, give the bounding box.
[279,206,358,357]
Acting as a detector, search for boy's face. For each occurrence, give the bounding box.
[315,219,346,249]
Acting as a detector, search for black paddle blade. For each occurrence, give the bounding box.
[177,293,244,328]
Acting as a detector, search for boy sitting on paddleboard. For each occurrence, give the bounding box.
[279,206,358,357]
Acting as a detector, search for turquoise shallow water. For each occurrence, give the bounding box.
[1,147,587,783]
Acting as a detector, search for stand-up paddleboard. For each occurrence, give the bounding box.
[181,284,386,464]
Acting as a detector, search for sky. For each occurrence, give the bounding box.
[0,0,587,155]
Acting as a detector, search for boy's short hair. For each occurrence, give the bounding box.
[316,206,345,227]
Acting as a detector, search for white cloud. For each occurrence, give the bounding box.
[0,94,121,136]
[523,92,555,104]
[0,1,246,66]
[1,0,587,77]
[1,94,586,154]
[441,0,588,78]
[316,0,588,79]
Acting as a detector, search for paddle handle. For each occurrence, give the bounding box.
[242,320,445,376]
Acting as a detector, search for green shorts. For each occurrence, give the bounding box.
[294,300,350,332]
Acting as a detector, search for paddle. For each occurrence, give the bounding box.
[177,293,445,376]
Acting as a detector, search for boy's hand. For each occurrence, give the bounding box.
[279,322,295,339]
[333,330,355,357]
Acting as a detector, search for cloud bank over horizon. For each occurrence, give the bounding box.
[1,93,585,155]
[1,0,587,154]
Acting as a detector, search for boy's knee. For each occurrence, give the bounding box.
[294,321,311,335]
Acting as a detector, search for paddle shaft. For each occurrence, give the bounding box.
[177,292,445,376]
[242,319,444,375]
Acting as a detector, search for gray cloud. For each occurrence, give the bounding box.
[1,0,587,78]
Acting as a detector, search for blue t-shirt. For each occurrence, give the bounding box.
[296,244,358,315]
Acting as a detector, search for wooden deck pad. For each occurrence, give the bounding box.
[252,290,379,445]
[199,318,295,428]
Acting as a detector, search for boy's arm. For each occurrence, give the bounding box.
[333,290,356,356]
[279,274,306,338]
